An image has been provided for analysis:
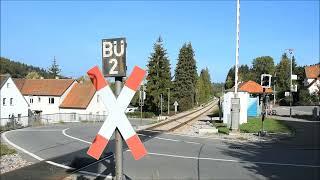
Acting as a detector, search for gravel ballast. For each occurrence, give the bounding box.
[0,153,33,174]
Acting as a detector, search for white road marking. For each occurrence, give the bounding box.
[65,128,320,169]
[16,129,63,132]
[62,128,92,144]
[146,152,320,168]
[1,129,114,179]
[1,131,44,161]
[137,133,201,145]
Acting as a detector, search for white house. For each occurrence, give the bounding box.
[304,64,320,94]
[59,82,107,122]
[13,78,76,115]
[0,74,29,127]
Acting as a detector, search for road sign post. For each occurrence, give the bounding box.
[174,101,178,114]
[87,66,148,179]
[139,86,146,125]
[87,38,147,180]
[115,77,123,180]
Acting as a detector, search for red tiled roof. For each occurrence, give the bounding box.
[305,64,320,79]
[13,79,75,96]
[239,80,272,94]
[59,82,96,109]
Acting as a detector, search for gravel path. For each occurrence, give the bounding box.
[0,153,33,174]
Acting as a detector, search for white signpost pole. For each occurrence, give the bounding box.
[174,101,179,114]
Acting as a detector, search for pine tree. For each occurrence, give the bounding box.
[145,37,172,114]
[276,53,291,99]
[173,43,197,111]
[48,56,61,78]
[196,68,213,104]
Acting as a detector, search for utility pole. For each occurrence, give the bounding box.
[160,94,163,116]
[234,0,240,97]
[286,49,294,117]
[166,88,170,115]
[230,0,241,131]
[139,85,145,125]
[274,73,276,105]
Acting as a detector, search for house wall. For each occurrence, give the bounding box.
[25,95,61,115]
[24,81,77,115]
[59,91,108,121]
[223,92,248,125]
[0,78,29,126]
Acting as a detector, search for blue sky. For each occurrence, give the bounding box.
[1,1,319,82]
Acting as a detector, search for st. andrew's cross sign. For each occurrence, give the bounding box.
[86,66,148,160]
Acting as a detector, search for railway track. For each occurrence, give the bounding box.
[146,100,218,132]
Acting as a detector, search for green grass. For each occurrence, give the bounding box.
[0,144,16,157]
[240,117,293,133]
[214,122,230,135]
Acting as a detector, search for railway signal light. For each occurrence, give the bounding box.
[261,74,272,88]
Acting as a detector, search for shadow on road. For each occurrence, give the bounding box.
[217,120,320,180]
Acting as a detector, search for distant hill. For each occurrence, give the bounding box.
[1,57,52,78]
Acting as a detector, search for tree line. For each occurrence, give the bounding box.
[1,57,63,79]
[135,37,214,115]
[1,37,215,114]
[224,54,319,105]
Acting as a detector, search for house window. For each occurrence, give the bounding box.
[49,97,55,104]
[29,96,33,104]
[7,83,10,88]
[38,97,41,102]
[10,98,13,106]
[2,98,6,106]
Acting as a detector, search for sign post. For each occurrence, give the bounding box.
[139,86,146,125]
[87,37,147,180]
[174,101,179,114]
[104,38,126,180]
[115,77,123,180]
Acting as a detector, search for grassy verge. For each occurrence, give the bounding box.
[0,143,16,157]
[213,122,229,135]
[213,117,293,135]
[240,117,293,133]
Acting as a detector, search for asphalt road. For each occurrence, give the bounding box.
[274,105,319,116]
[1,118,320,180]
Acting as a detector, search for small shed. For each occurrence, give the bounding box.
[239,81,273,117]
[223,88,249,125]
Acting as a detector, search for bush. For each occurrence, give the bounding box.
[279,97,290,106]
[297,89,320,106]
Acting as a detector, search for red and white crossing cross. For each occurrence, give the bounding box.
[86,66,147,160]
